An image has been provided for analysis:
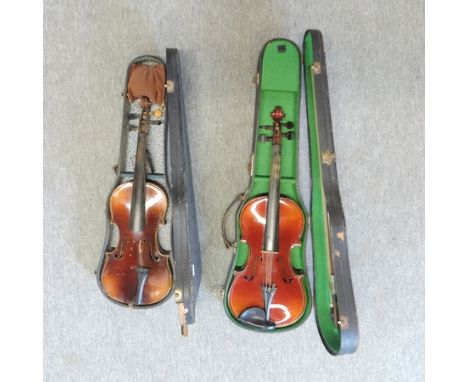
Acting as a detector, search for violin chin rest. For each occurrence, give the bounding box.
[238,307,276,330]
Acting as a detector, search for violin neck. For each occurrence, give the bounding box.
[263,128,281,253]
[129,101,151,232]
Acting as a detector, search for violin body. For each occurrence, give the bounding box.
[228,196,306,327]
[100,181,172,305]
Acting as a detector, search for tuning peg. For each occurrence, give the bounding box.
[282,131,295,140]
[258,134,271,143]
[283,121,294,129]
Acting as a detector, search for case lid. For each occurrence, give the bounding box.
[165,48,202,336]
[303,29,359,355]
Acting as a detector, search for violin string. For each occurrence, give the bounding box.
[264,109,283,299]
[265,119,279,290]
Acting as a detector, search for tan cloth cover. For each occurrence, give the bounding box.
[127,63,166,104]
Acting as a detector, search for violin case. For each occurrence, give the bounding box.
[96,50,201,336]
[223,31,359,354]
[222,38,312,330]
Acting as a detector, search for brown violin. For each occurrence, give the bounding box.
[100,63,173,306]
[227,106,306,329]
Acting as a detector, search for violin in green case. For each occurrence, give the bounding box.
[223,30,359,355]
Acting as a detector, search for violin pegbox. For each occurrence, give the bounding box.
[257,106,295,143]
[127,101,166,129]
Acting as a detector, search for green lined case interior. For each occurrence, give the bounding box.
[303,30,341,352]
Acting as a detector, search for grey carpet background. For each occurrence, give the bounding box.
[44,1,424,381]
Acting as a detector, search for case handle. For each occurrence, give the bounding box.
[222,192,246,248]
